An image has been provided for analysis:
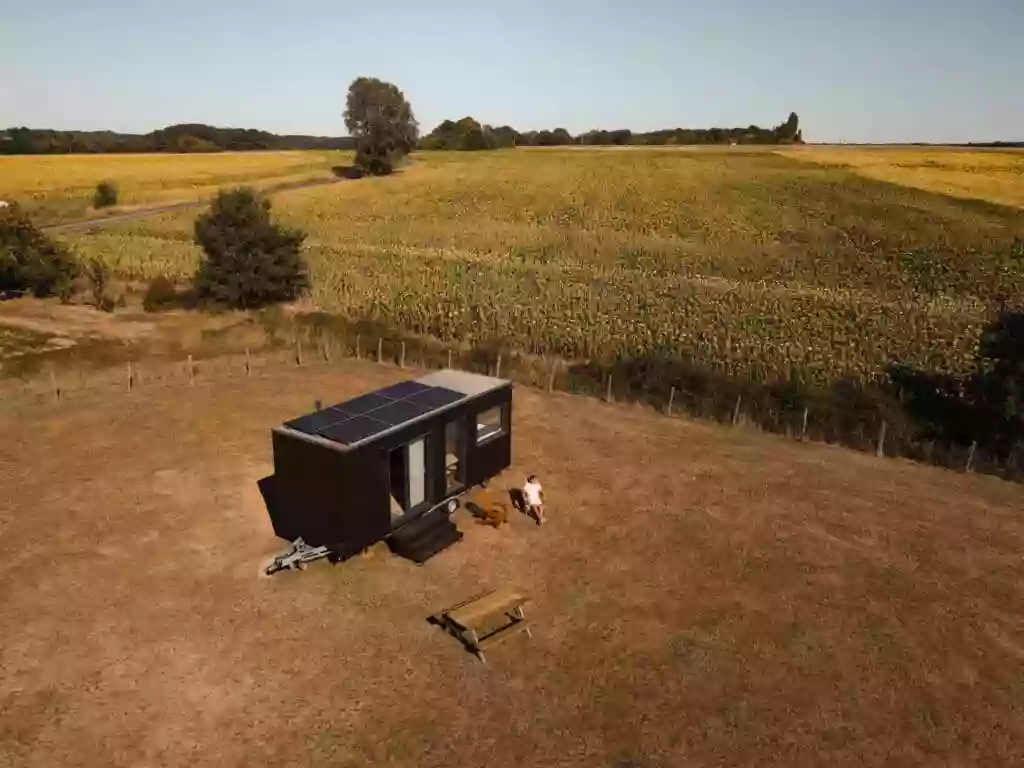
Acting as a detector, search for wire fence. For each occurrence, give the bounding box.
[0,329,1013,481]
[0,335,557,411]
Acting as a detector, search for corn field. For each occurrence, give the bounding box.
[57,147,1024,386]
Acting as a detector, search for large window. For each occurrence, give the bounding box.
[475,405,506,444]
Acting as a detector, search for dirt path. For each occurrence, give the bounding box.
[41,175,345,233]
[42,201,202,233]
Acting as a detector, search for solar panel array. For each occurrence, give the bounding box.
[284,380,465,446]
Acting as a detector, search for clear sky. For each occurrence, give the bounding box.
[1,0,1021,143]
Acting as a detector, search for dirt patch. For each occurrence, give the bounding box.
[0,300,159,341]
[0,325,73,361]
[0,298,276,377]
[1,361,1023,766]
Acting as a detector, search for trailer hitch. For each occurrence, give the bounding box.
[265,538,331,575]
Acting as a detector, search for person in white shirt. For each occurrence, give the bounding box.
[522,474,545,526]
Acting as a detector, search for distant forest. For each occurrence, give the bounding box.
[2,115,804,155]
[420,113,804,150]
[0,124,355,154]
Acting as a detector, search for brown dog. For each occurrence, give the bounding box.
[480,502,509,528]
[470,489,509,528]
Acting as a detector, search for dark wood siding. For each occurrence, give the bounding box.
[338,448,391,552]
[465,389,513,487]
[271,430,348,548]
[270,383,514,551]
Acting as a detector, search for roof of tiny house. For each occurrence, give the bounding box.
[415,369,508,397]
[273,369,510,452]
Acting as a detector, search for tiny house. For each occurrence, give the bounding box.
[266,369,512,565]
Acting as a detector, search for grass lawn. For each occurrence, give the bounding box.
[1,359,1022,766]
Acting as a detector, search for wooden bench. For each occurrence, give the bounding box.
[433,588,531,662]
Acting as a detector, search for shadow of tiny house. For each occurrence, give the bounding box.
[263,370,512,570]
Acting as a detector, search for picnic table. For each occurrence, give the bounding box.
[432,587,531,662]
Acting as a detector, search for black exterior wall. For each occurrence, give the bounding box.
[269,383,512,556]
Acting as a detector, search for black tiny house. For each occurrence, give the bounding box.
[266,369,512,565]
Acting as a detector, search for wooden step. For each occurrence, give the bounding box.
[403,526,463,564]
[390,506,450,543]
[388,517,462,563]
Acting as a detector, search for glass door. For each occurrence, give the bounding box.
[445,419,467,495]
[389,436,429,527]
[407,437,426,508]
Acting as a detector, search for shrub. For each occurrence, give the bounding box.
[143,275,179,311]
[93,180,118,208]
[192,187,309,309]
[0,203,79,301]
[83,258,114,311]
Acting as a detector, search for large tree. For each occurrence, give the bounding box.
[343,77,418,175]
[775,112,800,142]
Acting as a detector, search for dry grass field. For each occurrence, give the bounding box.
[56,147,1024,385]
[0,151,343,224]
[1,361,1022,767]
[784,147,1024,209]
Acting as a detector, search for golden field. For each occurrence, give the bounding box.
[0,150,341,223]
[783,146,1024,209]
[55,147,1024,385]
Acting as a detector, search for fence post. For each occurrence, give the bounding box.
[547,359,557,393]
[377,338,383,364]
[245,347,251,376]
[50,370,60,402]
[800,407,809,440]
[876,421,887,458]
[667,386,676,415]
[126,361,134,392]
[447,348,453,370]
[966,441,977,473]
[355,334,361,360]
[187,355,195,386]
[495,353,502,379]
[604,374,613,403]
[732,395,743,425]
[399,341,406,368]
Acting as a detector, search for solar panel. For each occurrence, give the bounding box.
[284,380,472,446]
[330,392,394,416]
[372,398,435,426]
[376,380,432,400]
[319,416,391,444]
[285,407,351,435]
[407,386,464,410]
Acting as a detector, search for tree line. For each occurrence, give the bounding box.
[419,112,803,150]
[0,125,354,154]
[3,110,802,156]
